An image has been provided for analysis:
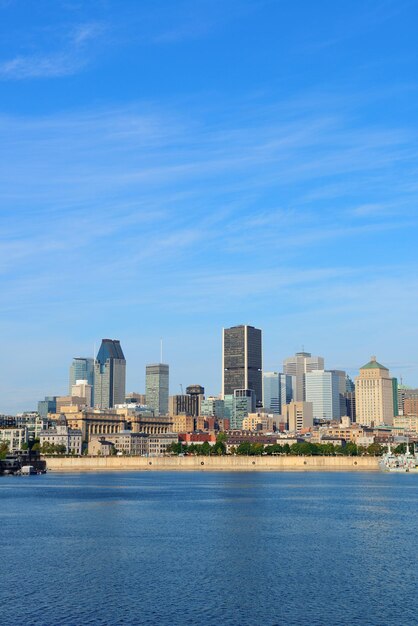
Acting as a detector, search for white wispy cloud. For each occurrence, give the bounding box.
[0,20,105,79]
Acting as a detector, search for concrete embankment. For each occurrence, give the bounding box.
[44,455,379,472]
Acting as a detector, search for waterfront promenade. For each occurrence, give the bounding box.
[44,455,379,472]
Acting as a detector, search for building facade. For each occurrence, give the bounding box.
[69,357,94,396]
[71,380,93,407]
[283,351,324,402]
[355,357,394,427]
[94,339,126,409]
[263,372,280,413]
[282,401,314,432]
[146,363,169,416]
[39,415,82,454]
[305,370,340,421]
[222,325,262,406]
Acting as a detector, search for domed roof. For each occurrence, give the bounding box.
[360,356,388,371]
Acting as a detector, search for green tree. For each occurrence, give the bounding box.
[0,442,9,459]
[366,443,384,456]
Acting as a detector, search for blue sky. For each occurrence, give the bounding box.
[1,0,418,413]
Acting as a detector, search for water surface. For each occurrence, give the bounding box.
[1,471,417,625]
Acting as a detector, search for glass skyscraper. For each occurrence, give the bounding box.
[146,363,169,416]
[263,372,280,413]
[94,339,126,409]
[222,325,262,406]
[69,357,94,395]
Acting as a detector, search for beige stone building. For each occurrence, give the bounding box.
[52,407,173,443]
[171,414,195,433]
[242,413,277,432]
[393,415,418,432]
[282,402,313,432]
[355,357,394,427]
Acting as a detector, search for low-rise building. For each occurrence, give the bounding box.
[39,415,82,454]
[242,412,277,432]
[88,431,148,456]
[88,431,178,456]
[0,427,28,452]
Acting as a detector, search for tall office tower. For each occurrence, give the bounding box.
[222,325,262,406]
[397,386,418,415]
[355,357,394,426]
[305,370,340,421]
[345,375,355,393]
[69,357,94,395]
[146,364,169,416]
[186,385,205,416]
[392,378,398,417]
[329,369,347,418]
[94,339,126,409]
[343,391,356,422]
[279,373,295,412]
[263,372,280,413]
[283,352,324,402]
[169,386,204,417]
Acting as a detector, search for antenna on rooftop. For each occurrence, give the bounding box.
[160,338,163,364]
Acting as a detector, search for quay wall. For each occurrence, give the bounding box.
[44,455,379,472]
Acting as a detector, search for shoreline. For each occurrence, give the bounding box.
[43,455,380,472]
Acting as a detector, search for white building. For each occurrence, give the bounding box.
[0,427,28,452]
[305,370,340,421]
[283,352,324,402]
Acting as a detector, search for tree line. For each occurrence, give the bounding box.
[167,439,413,457]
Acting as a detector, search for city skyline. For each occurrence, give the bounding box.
[0,325,412,414]
[1,1,418,413]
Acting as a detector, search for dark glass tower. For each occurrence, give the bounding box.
[222,325,262,406]
[94,339,126,409]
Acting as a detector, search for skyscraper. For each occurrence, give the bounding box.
[283,351,324,401]
[222,325,262,406]
[305,370,340,421]
[355,356,394,426]
[94,339,126,409]
[263,372,280,413]
[146,363,169,416]
[69,357,94,395]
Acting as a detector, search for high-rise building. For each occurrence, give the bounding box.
[305,370,340,421]
[279,373,295,413]
[397,386,418,415]
[282,401,314,432]
[283,352,324,402]
[169,386,204,417]
[355,356,394,426]
[222,325,262,406]
[146,364,169,416]
[201,397,225,419]
[37,396,57,418]
[69,357,94,395]
[263,372,280,413]
[231,389,256,429]
[329,369,347,418]
[94,339,126,409]
[343,391,356,422]
[71,379,93,407]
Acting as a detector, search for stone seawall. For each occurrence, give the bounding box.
[44,455,379,472]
